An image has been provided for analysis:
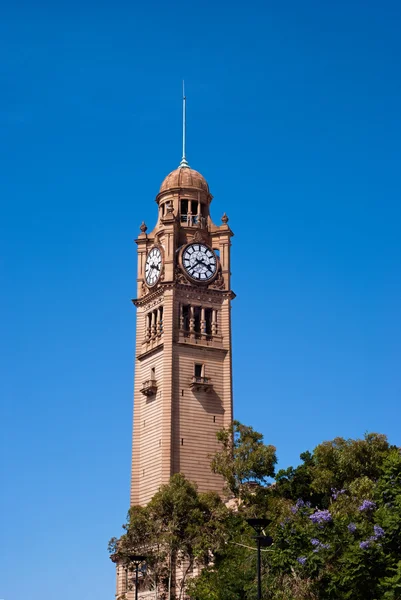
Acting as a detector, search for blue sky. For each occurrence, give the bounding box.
[1,0,400,598]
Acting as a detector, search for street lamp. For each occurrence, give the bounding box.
[246,518,273,600]
[126,554,147,600]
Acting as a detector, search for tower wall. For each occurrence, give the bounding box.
[117,163,234,599]
[171,343,227,494]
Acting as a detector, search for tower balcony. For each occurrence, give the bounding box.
[140,379,158,397]
[190,376,213,393]
[178,329,223,348]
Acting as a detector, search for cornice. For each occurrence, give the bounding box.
[133,281,235,307]
[175,282,235,300]
[175,340,228,353]
[137,343,164,361]
[132,286,165,308]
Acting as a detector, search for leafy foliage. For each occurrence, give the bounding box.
[191,427,401,599]
[110,427,401,600]
[109,473,229,599]
[210,420,277,504]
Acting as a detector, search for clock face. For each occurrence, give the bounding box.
[145,247,162,287]
[182,243,217,282]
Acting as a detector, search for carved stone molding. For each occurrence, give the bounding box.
[208,268,225,290]
[176,289,224,305]
[175,281,231,301]
[174,266,190,286]
[133,288,164,308]
[192,228,210,244]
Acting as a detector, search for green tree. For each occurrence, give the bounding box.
[192,427,401,600]
[110,426,401,600]
[210,420,277,505]
[109,473,229,600]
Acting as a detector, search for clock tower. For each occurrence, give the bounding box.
[130,155,234,507]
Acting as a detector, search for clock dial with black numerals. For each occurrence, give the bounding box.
[145,247,162,287]
[182,243,217,282]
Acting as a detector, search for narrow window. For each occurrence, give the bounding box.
[205,308,213,335]
[192,200,199,224]
[180,199,188,222]
[151,366,155,380]
[194,306,201,334]
[181,390,184,397]
[194,363,203,378]
[213,416,216,423]
[182,305,190,331]
[181,438,184,446]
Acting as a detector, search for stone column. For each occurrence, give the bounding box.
[145,313,151,341]
[156,307,161,337]
[189,305,195,334]
[158,306,163,335]
[201,307,206,335]
[212,309,218,336]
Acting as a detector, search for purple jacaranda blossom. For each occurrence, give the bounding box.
[360,540,371,549]
[373,525,385,539]
[359,500,376,512]
[347,523,357,533]
[311,538,330,550]
[309,510,332,524]
[292,499,311,513]
[297,557,307,565]
[331,488,346,500]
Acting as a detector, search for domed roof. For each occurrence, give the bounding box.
[159,167,209,194]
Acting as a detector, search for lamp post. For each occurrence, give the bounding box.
[246,518,273,600]
[126,554,147,600]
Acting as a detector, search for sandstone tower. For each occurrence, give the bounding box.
[116,98,235,598]
[130,156,234,506]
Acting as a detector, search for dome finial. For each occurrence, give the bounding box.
[179,81,190,169]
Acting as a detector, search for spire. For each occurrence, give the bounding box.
[179,81,190,169]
